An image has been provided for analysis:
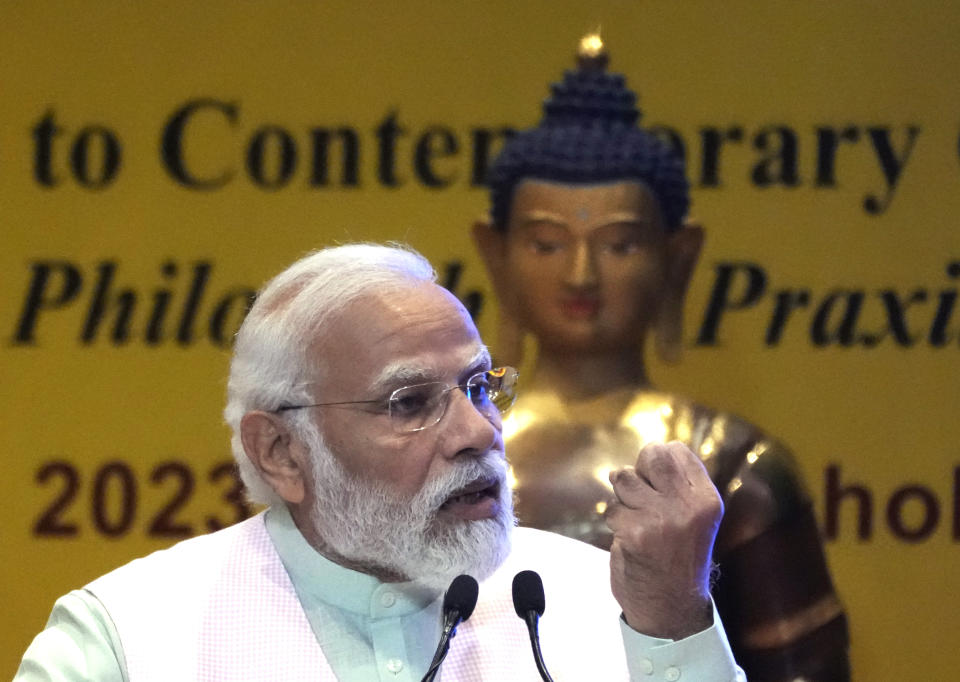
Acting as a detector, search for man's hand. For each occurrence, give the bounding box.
[605,440,723,640]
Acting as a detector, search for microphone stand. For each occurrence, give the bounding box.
[512,570,554,682]
[521,609,554,682]
[421,574,478,682]
[421,607,464,682]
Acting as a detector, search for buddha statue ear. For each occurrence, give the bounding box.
[472,219,526,368]
[654,221,704,364]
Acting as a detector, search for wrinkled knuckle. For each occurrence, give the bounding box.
[652,450,675,470]
[647,447,678,475]
[620,522,651,551]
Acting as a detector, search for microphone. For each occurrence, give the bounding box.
[421,574,479,682]
[512,570,554,682]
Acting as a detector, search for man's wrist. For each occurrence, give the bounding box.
[621,595,713,640]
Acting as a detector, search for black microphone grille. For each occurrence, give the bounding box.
[512,569,546,618]
[443,574,480,622]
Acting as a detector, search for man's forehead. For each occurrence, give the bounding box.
[314,282,489,389]
[325,282,468,337]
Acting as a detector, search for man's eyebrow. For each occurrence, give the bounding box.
[368,346,492,394]
[460,346,493,378]
[369,366,438,394]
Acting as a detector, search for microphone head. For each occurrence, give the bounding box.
[443,574,479,622]
[512,569,546,618]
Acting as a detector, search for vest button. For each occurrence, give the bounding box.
[386,658,404,674]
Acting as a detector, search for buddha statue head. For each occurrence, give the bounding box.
[473,35,703,372]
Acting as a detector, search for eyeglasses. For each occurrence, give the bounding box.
[275,366,519,433]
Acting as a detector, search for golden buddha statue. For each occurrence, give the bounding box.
[472,36,850,681]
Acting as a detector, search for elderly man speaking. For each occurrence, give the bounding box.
[17,244,744,681]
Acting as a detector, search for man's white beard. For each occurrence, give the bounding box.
[301,419,515,590]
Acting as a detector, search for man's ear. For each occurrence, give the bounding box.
[654,222,704,364]
[471,219,525,367]
[240,411,306,504]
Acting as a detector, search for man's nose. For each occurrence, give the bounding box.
[439,388,499,458]
[563,240,599,288]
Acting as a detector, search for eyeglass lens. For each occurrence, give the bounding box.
[388,368,517,432]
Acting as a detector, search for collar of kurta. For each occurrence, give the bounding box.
[265,504,442,618]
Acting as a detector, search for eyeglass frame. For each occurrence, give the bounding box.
[273,366,519,433]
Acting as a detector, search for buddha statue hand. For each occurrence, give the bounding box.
[605,440,723,640]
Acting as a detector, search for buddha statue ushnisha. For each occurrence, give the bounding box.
[472,34,850,681]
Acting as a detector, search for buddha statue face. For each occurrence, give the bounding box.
[491,178,668,354]
[475,179,702,362]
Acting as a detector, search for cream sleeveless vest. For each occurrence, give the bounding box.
[88,514,629,681]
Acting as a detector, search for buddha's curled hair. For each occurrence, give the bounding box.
[487,41,689,232]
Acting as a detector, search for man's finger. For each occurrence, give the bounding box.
[603,500,657,537]
[608,466,656,508]
[676,441,715,488]
[637,441,714,496]
[636,443,689,495]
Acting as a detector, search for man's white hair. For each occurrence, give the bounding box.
[223,242,437,505]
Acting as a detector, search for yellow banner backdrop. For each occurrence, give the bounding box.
[2,2,959,679]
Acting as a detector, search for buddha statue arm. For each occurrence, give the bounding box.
[713,440,850,681]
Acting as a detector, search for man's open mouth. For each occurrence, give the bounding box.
[440,477,501,509]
